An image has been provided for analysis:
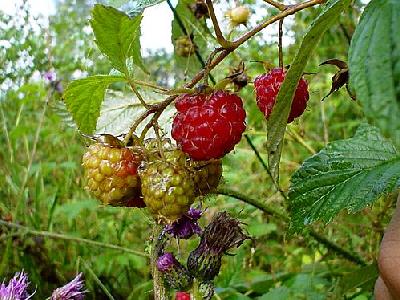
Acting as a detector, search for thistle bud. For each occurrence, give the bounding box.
[165,207,203,239]
[157,253,193,290]
[51,273,86,300]
[187,212,249,281]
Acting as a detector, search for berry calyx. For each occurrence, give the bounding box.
[172,90,246,161]
[82,143,142,206]
[227,6,250,26]
[254,68,309,123]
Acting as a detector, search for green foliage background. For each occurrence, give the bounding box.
[0,0,398,299]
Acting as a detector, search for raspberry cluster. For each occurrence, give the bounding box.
[82,138,223,222]
[82,73,310,222]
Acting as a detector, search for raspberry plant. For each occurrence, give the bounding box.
[4,0,393,298]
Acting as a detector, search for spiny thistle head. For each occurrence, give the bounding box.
[165,207,203,239]
[51,273,86,300]
[187,212,249,281]
[0,271,33,300]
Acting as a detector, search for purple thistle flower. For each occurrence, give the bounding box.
[156,253,193,290]
[0,271,33,300]
[43,71,56,82]
[156,253,177,272]
[51,273,86,300]
[165,207,203,239]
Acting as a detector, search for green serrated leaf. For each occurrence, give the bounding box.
[64,75,124,134]
[90,4,146,74]
[348,0,400,146]
[267,0,351,182]
[289,124,400,232]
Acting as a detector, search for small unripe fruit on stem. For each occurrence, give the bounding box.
[175,36,197,57]
[227,6,250,26]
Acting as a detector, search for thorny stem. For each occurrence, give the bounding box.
[233,0,325,46]
[263,0,287,11]
[215,188,367,266]
[124,0,324,144]
[191,279,203,300]
[151,225,168,300]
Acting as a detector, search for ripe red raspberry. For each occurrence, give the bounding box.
[172,91,246,161]
[254,68,309,123]
[82,143,142,207]
[176,291,191,300]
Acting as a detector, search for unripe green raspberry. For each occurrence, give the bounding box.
[190,160,222,196]
[139,160,195,222]
[82,143,142,206]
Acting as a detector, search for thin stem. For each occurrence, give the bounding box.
[205,0,232,49]
[0,220,148,257]
[286,128,316,154]
[215,188,367,266]
[129,81,150,109]
[82,260,116,300]
[244,134,286,199]
[263,0,287,11]
[132,79,168,92]
[151,225,168,300]
[123,108,155,145]
[233,0,325,47]
[15,88,53,218]
[278,19,284,69]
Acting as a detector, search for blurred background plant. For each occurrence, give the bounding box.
[0,0,393,299]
